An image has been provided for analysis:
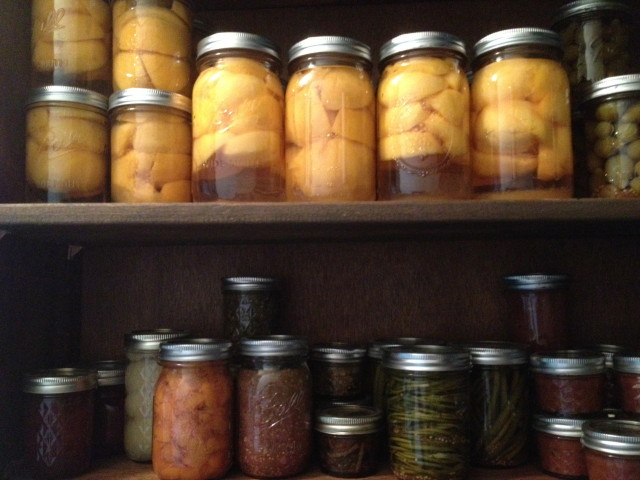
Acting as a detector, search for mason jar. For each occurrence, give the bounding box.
[112,0,192,96]
[590,343,625,409]
[153,338,233,480]
[236,336,312,478]
[286,36,376,201]
[613,351,640,416]
[310,342,367,401]
[92,360,125,458]
[25,86,109,202]
[109,88,192,202]
[377,32,471,200]
[192,32,285,202]
[31,0,112,95]
[471,28,573,199]
[533,415,589,478]
[582,419,640,480]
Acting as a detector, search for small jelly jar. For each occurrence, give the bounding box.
[310,343,368,401]
[93,360,125,457]
[533,415,588,479]
[315,405,384,478]
[590,343,625,409]
[613,351,640,416]
[582,419,640,480]
[530,350,606,417]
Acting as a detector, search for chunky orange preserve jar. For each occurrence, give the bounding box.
[471,28,574,199]
[153,338,233,480]
[377,32,471,200]
[286,36,376,201]
[192,32,285,201]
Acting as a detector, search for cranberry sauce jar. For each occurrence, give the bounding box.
[613,351,640,416]
[310,342,367,401]
[533,415,588,478]
[582,419,640,480]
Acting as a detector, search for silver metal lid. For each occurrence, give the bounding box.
[288,36,372,64]
[197,31,280,62]
[124,328,190,352]
[379,31,467,63]
[533,415,587,437]
[93,360,125,386]
[311,343,367,363]
[221,276,281,292]
[315,405,383,435]
[552,0,633,25]
[26,86,108,111]
[159,338,232,362]
[582,419,640,455]
[588,344,626,368]
[472,28,562,60]
[239,335,308,357]
[613,351,640,373]
[383,345,471,372]
[581,74,640,104]
[530,350,605,375]
[368,337,445,359]
[23,368,97,394]
[465,341,529,365]
[109,88,192,113]
[503,273,569,291]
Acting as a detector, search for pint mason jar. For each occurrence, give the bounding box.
[31,0,112,95]
[25,86,109,203]
[613,351,640,416]
[192,32,285,202]
[533,415,589,478]
[310,342,367,401]
[582,419,640,480]
[112,0,192,96]
[471,28,574,199]
[109,88,192,202]
[377,32,471,200]
[286,36,376,201]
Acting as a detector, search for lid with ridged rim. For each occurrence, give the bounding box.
[197,31,280,62]
[533,415,587,437]
[26,86,108,111]
[503,273,569,290]
[159,338,232,362]
[221,276,281,292]
[383,345,471,372]
[472,28,562,60]
[379,31,467,63]
[239,335,308,356]
[23,368,97,394]
[311,342,367,363]
[530,350,605,375]
[288,36,372,64]
[368,337,446,360]
[581,74,640,104]
[93,360,125,386]
[582,419,640,455]
[315,405,383,435]
[612,351,640,373]
[552,0,633,25]
[108,88,192,113]
[465,341,529,365]
[124,328,190,352]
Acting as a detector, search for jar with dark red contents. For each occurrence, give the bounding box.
[310,343,367,401]
[613,351,640,416]
[530,350,606,417]
[93,360,125,457]
[237,335,312,478]
[590,344,625,409]
[23,368,97,479]
[533,415,588,478]
[582,419,640,480]
[315,405,384,478]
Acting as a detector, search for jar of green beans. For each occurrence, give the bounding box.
[466,341,530,468]
[383,345,471,480]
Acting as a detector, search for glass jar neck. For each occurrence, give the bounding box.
[197,50,281,75]
[472,44,562,72]
[380,48,466,71]
[288,53,372,76]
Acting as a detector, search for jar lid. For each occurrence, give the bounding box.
[311,342,367,363]
[582,419,640,456]
[379,31,467,63]
[93,360,125,386]
[315,405,383,435]
[503,273,569,290]
[530,350,605,375]
[196,31,280,62]
[124,328,190,352]
[383,345,471,372]
[108,88,192,114]
[239,335,308,357]
[465,341,529,365]
[613,351,640,373]
[368,337,445,359]
[588,344,626,368]
[552,0,633,25]
[221,276,281,292]
[472,28,562,60]
[288,36,372,64]
[533,415,587,437]
[159,338,232,362]
[23,368,97,394]
[581,74,640,104]
[26,86,108,111]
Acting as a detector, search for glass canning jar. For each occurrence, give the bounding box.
[383,345,471,480]
[590,343,625,409]
[286,36,376,201]
[25,86,109,203]
[613,351,640,416]
[93,360,125,458]
[123,328,188,462]
[23,368,97,479]
[112,0,192,96]
[192,32,285,202]
[582,419,640,480]
[31,0,112,95]
[533,415,588,478]
[470,28,573,199]
[310,342,367,401]
[236,336,312,478]
[377,31,471,200]
[153,338,233,480]
[109,88,192,202]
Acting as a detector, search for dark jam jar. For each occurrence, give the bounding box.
[582,419,640,480]
[310,343,367,400]
[530,350,606,417]
[315,405,384,478]
[590,344,625,409]
[533,415,588,479]
[237,336,312,478]
[613,351,640,416]
[23,368,97,479]
[93,360,125,457]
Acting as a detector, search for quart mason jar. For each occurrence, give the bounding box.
[25,86,109,203]
[471,28,574,199]
[377,32,471,200]
[109,88,192,202]
[236,336,312,478]
[582,419,640,480]
[286,36,376,201]
[112,0,192,96]
[383,345,471,480]
[192,32,285,202]
[153,338,233,480]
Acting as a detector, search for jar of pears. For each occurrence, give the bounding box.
[192,32,285,201]
[286,36,376,201]
[377,32,471,200]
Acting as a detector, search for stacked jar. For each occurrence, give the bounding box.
[582,419,640,479]
[310,343,368,406]
[612,351,640,418]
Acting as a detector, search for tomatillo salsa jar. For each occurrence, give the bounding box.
[152,338,233,480]
[533,415,588,478]
[582,419,640,480]
[377,31,471,200]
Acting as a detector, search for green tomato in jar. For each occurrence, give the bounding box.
[605,154,634,189]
